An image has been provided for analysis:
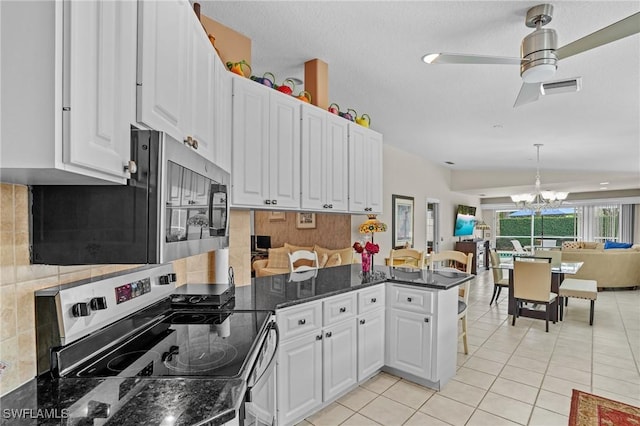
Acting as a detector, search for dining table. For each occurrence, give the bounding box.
[498,260,584,322]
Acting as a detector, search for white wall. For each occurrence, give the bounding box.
[352,144,481,265]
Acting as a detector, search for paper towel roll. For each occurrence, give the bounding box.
[214,248,230,284]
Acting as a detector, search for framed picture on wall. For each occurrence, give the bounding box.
[296,213,316,229]
[392,195,414,248]
[268,211,286,222]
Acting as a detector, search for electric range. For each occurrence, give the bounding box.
[35,264,278,425]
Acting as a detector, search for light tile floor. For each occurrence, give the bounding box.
[298,269,640,425]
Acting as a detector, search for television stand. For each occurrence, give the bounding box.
[455,240,490,274]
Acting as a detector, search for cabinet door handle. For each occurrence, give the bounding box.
[323,204,328,208]
[271,200,277,205]
[298,319,306,325]
[265,200,271,205]
[325,332,332,338]
[316,335,323,340]
[339,307,346,313]
[328,204,333,209]
[360,319,365,325]
[424,318,429,323]
[124,160,137,174]
[407,297,412,302]
[371,297,377,303]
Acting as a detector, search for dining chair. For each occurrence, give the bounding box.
[428,250,473,354]
[511,239,530,254]
[288,250,319,272]
[388,248,425,269]
[512,257,557,332]
[489,250,509,305]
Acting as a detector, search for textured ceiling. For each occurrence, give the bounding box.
[199,1,640,198]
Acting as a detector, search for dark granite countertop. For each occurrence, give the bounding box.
[0,375,244,426]
[235,264,473,311]
[1,264,471,425]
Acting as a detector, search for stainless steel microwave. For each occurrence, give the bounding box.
[31,129,230,265]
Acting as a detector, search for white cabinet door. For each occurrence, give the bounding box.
[357,309,385,381]
[301,105,325,210]
[214,59,232,172]
[137,0,190,142]
[325,114,349,211]
[277,333,323,426]
[232,80,300,209]
[301,106,349,212]
[64,0,136,181]
[348,124,383,214]
[268,93,300,209]
[187,12,215,162]
[231,76,270,207]
[386,309,433,379]
[323,320,358,401]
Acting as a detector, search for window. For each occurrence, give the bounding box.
[577,204,621,242]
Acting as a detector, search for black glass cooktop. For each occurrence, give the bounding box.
[66,310,270,379]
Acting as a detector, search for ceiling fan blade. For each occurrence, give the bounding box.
[556,12,640,60]
[422,53,526,65]
[513,82,542,108]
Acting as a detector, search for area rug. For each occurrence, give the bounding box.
[569,389,640,426]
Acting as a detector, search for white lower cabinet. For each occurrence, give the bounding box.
[277,331,323,426]
[322,319,358,401]
[386,308,433,379]
[357,308,385,381]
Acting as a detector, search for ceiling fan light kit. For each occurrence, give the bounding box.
[421,3,640,106]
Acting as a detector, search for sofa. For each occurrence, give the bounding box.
[253,243,354,277]
[560,241,640,288]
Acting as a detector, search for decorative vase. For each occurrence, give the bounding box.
[361,252,371,273]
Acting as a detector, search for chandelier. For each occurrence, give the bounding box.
[511,144,569,212]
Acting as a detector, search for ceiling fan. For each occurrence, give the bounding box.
[422,4,640,107]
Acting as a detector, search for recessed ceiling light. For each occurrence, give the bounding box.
[445,161,454,165]
[599,182,609,185]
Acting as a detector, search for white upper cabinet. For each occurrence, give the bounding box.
[64,0,137,181]
[137,0,189,141]
[214,59,233,172]
[301,105,349,212]
[231,77,300,209]
[137,0,216,161]
[0,0,137,184]
[348,124,383,214]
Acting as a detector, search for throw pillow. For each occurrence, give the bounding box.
[313,245,354,265]
[325,253,342,268]
[604,241,633,249]
[562,241,582,250]
[284,243,314,252]
[267,247,290,269]
[583,242,599,249]
[318,253,329,268]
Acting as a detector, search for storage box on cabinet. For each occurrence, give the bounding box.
[387,283,434,314]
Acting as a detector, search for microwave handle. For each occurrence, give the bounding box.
[209,184,228,237]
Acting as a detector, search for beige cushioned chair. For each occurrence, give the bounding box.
[388,248,425,269]
[512,257,557,332]
[489,250,509,305]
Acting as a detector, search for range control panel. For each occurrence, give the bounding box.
[115,278,151,304]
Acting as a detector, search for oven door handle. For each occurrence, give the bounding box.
[246,321,279,402]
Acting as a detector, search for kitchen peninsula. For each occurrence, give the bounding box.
[0,264,471,426]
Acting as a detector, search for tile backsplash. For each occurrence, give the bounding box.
[0,183,228,396]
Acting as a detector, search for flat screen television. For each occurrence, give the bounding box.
[454,205,477,237]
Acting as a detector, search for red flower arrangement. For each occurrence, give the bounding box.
[353,241,380,254]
